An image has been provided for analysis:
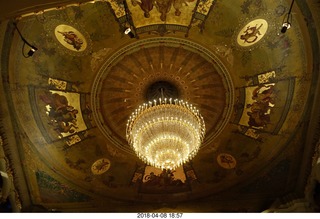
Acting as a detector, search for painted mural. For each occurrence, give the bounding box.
[234,70,295,140]
[140,166,189,193]
[130,165,192,193]
[106,0,215,35]
[48,77,82,92]
[196,0,214,15]
[257,71,276,84]
[39,90,87,138]
[65,134,82,146]
[48,78,67,90]
[36,171,90,203]
[142,166,186,186]
[107,0,126,18]
[190,0,215,32]
[127,0,197,27]
[28,76,94,147]
[239,83,275,129]
[239,126,261,140]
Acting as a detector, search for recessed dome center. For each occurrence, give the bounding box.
[145,81,179,101]
[91,37,234,154]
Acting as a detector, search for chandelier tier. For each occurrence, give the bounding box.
[126,98,205,170]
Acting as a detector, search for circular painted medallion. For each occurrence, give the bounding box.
[217,153,237,169]
[91,158,111,175]
[54,24,87,52]
[237,19,268,47]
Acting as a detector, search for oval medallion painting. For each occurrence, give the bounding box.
[217,153,237,169]
[237,19,268,47]
[54,24,87,52]
[91,158,111,175]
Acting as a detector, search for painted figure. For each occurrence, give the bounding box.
[173,0,188,16]
[40,91,79,137]
[57,30,83,51]
[240,23,263,44]
[154,0,173,21]
[132,0,154,18]
[246,84,275,128]
[247,111,270,128]
[217,153,236,169]
[144,169,183,186]
[252,84,275,104]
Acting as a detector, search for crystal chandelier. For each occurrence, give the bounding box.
[126,98,205,170]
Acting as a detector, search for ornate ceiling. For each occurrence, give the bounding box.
[0,0,320,213]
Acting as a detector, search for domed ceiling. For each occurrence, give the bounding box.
[0,0,319,212]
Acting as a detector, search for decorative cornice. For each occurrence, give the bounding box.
[0,20,30,211]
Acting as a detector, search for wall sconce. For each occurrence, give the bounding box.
[124,27,135,38]
[13,23,38,58]
[122,0,137,39]
[281,0,294,33]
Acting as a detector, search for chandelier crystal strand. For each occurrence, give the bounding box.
[126,98,205,170]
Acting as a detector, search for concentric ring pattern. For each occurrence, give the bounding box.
[91,37,234,154]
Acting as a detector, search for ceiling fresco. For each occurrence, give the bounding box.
[0,0,320,213]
